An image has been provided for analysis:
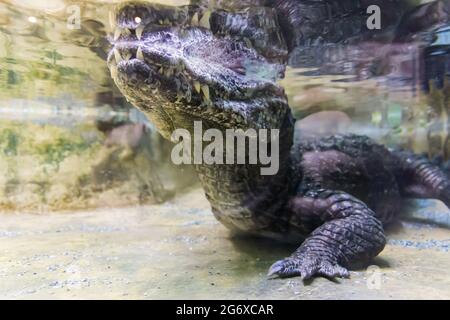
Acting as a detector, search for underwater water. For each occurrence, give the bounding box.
[0,0,197,211]
[0,0,449,212]
[0,0,449,211]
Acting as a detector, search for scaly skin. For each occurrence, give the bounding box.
[107,1,450,281]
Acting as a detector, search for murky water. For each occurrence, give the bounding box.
[0,0,196,211]
[0,0,448,211]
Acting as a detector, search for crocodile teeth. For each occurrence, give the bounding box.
[110,65,118,78]
[136,25,144,40]
[201,85,210,101]
[109,11,116,29]
[165,69,171,77]
[194,81,201,93]
[199,11,211,29]
[114,49,123,62]
[136,46,144,61]
[114,28,121,41]
[122,28,131,36]
[158,67,164,75]
[191,12,199,26]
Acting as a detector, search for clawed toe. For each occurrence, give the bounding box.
[267,259,301,279]
[318,263,350,279]
[267,257,350,281]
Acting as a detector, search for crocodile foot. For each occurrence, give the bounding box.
[267,255,350,280]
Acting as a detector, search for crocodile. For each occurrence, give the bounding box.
[107,0,450,280]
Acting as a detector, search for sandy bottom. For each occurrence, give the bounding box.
[0,188,449,300]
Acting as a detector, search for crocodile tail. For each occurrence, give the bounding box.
[273,0,414,50]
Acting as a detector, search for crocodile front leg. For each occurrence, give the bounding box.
[268,190,386,280]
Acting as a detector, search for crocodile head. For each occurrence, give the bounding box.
[107,1,291,140]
